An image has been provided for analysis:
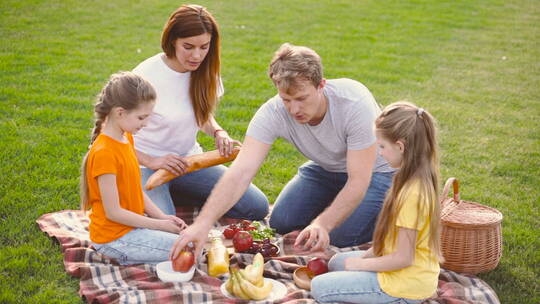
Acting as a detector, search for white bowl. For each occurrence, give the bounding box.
[156,261,195,282]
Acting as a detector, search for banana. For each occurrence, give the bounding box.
[240,269,264,287]
[242,253,265,287]
[230,267,251,300]
[237,267,273,300]
[225,276,234,295]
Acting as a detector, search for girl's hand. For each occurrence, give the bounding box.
[157,219,184,234]
[161,215,187,230]
[147,154,189,175]
[214,130,242,157]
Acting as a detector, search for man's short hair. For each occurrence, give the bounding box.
[268,43,323,92]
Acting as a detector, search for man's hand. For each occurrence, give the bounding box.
[293,222,330,254]
[147,154,189,175]
[169,222,211,262]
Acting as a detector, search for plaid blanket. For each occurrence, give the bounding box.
[37,210,500,304]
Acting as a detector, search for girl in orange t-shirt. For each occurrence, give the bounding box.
[80,71,186,265]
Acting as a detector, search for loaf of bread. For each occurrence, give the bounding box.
[144,147,240,190]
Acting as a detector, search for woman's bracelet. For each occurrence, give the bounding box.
[213,129,226,138]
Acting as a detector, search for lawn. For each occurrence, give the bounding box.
[0,0,538,303]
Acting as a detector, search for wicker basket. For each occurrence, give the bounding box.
[440,178,503,274]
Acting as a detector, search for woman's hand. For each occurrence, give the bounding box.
[147,154,189,175]
[214,130,242,157]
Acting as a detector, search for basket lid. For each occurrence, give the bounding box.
[440,178,503,227]
[441,199,503,226]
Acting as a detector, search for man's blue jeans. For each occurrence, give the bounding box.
[269,161,393,247]
[141,165,269,220]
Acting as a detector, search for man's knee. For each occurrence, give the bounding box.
[268,211,296,235]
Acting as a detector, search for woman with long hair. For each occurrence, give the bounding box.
[133,4,268,219]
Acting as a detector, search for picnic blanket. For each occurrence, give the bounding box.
[37,210,500,304]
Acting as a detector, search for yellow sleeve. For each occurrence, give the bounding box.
[396,187,427,230]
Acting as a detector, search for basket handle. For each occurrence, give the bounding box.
[441,177,460,202]
[440,178,461,218]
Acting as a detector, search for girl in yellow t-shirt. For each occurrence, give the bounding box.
[80,72,187,265]
[312,101,442,303]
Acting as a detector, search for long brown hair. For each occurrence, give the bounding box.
[80,72,156,211]
[372,101,442,261]
[161,4,221,127]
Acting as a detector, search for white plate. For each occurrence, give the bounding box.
[220,278,287,301]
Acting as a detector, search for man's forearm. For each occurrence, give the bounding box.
[194,167,254,228]
[313,179,369,231]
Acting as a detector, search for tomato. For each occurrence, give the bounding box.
[223,227,236,239]
[233,230,253,252]
[172,250,195,272]
[240,220,252,228]
[307,257,328,276]
[243,226,257,231]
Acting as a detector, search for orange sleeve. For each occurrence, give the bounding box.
[90,149,117,178]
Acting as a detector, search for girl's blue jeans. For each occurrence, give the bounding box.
[93,228,177,265]
[311,251,424,303]
[269,161,394,247]
[140,165,269,220]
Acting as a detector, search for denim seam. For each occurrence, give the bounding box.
[114,238,170,253]
[97,246,128,263]
[319,289,384,301]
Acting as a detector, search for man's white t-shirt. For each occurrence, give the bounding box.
[246,78,393,173]
[132,53,218,158]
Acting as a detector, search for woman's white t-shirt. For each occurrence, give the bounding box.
[132,53,204,158]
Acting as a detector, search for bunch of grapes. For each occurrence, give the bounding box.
[246,238,279,258]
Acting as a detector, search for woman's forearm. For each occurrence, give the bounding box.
[201,115,223,137]
[135,149,153,168]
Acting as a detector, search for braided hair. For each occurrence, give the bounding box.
[80,71,156,210]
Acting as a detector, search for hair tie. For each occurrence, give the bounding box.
[417,108,425,116]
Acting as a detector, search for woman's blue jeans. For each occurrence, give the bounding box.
[269,161,393,247]
[141,165,269,220]
[311,251,423,303]
[93,228,178,265]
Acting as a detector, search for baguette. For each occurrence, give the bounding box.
[144,147,240,190]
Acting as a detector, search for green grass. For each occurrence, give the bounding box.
[1,0,538,303]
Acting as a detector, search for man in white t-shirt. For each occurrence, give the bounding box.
[170,43,395,258]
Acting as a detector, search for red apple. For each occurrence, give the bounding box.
[307,257,328,276]
[223,227,236,239]
[172,250,195,272]
[233,230,253,252]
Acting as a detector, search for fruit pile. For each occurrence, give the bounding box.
[225,253,273,300]
[225,220,279,257]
